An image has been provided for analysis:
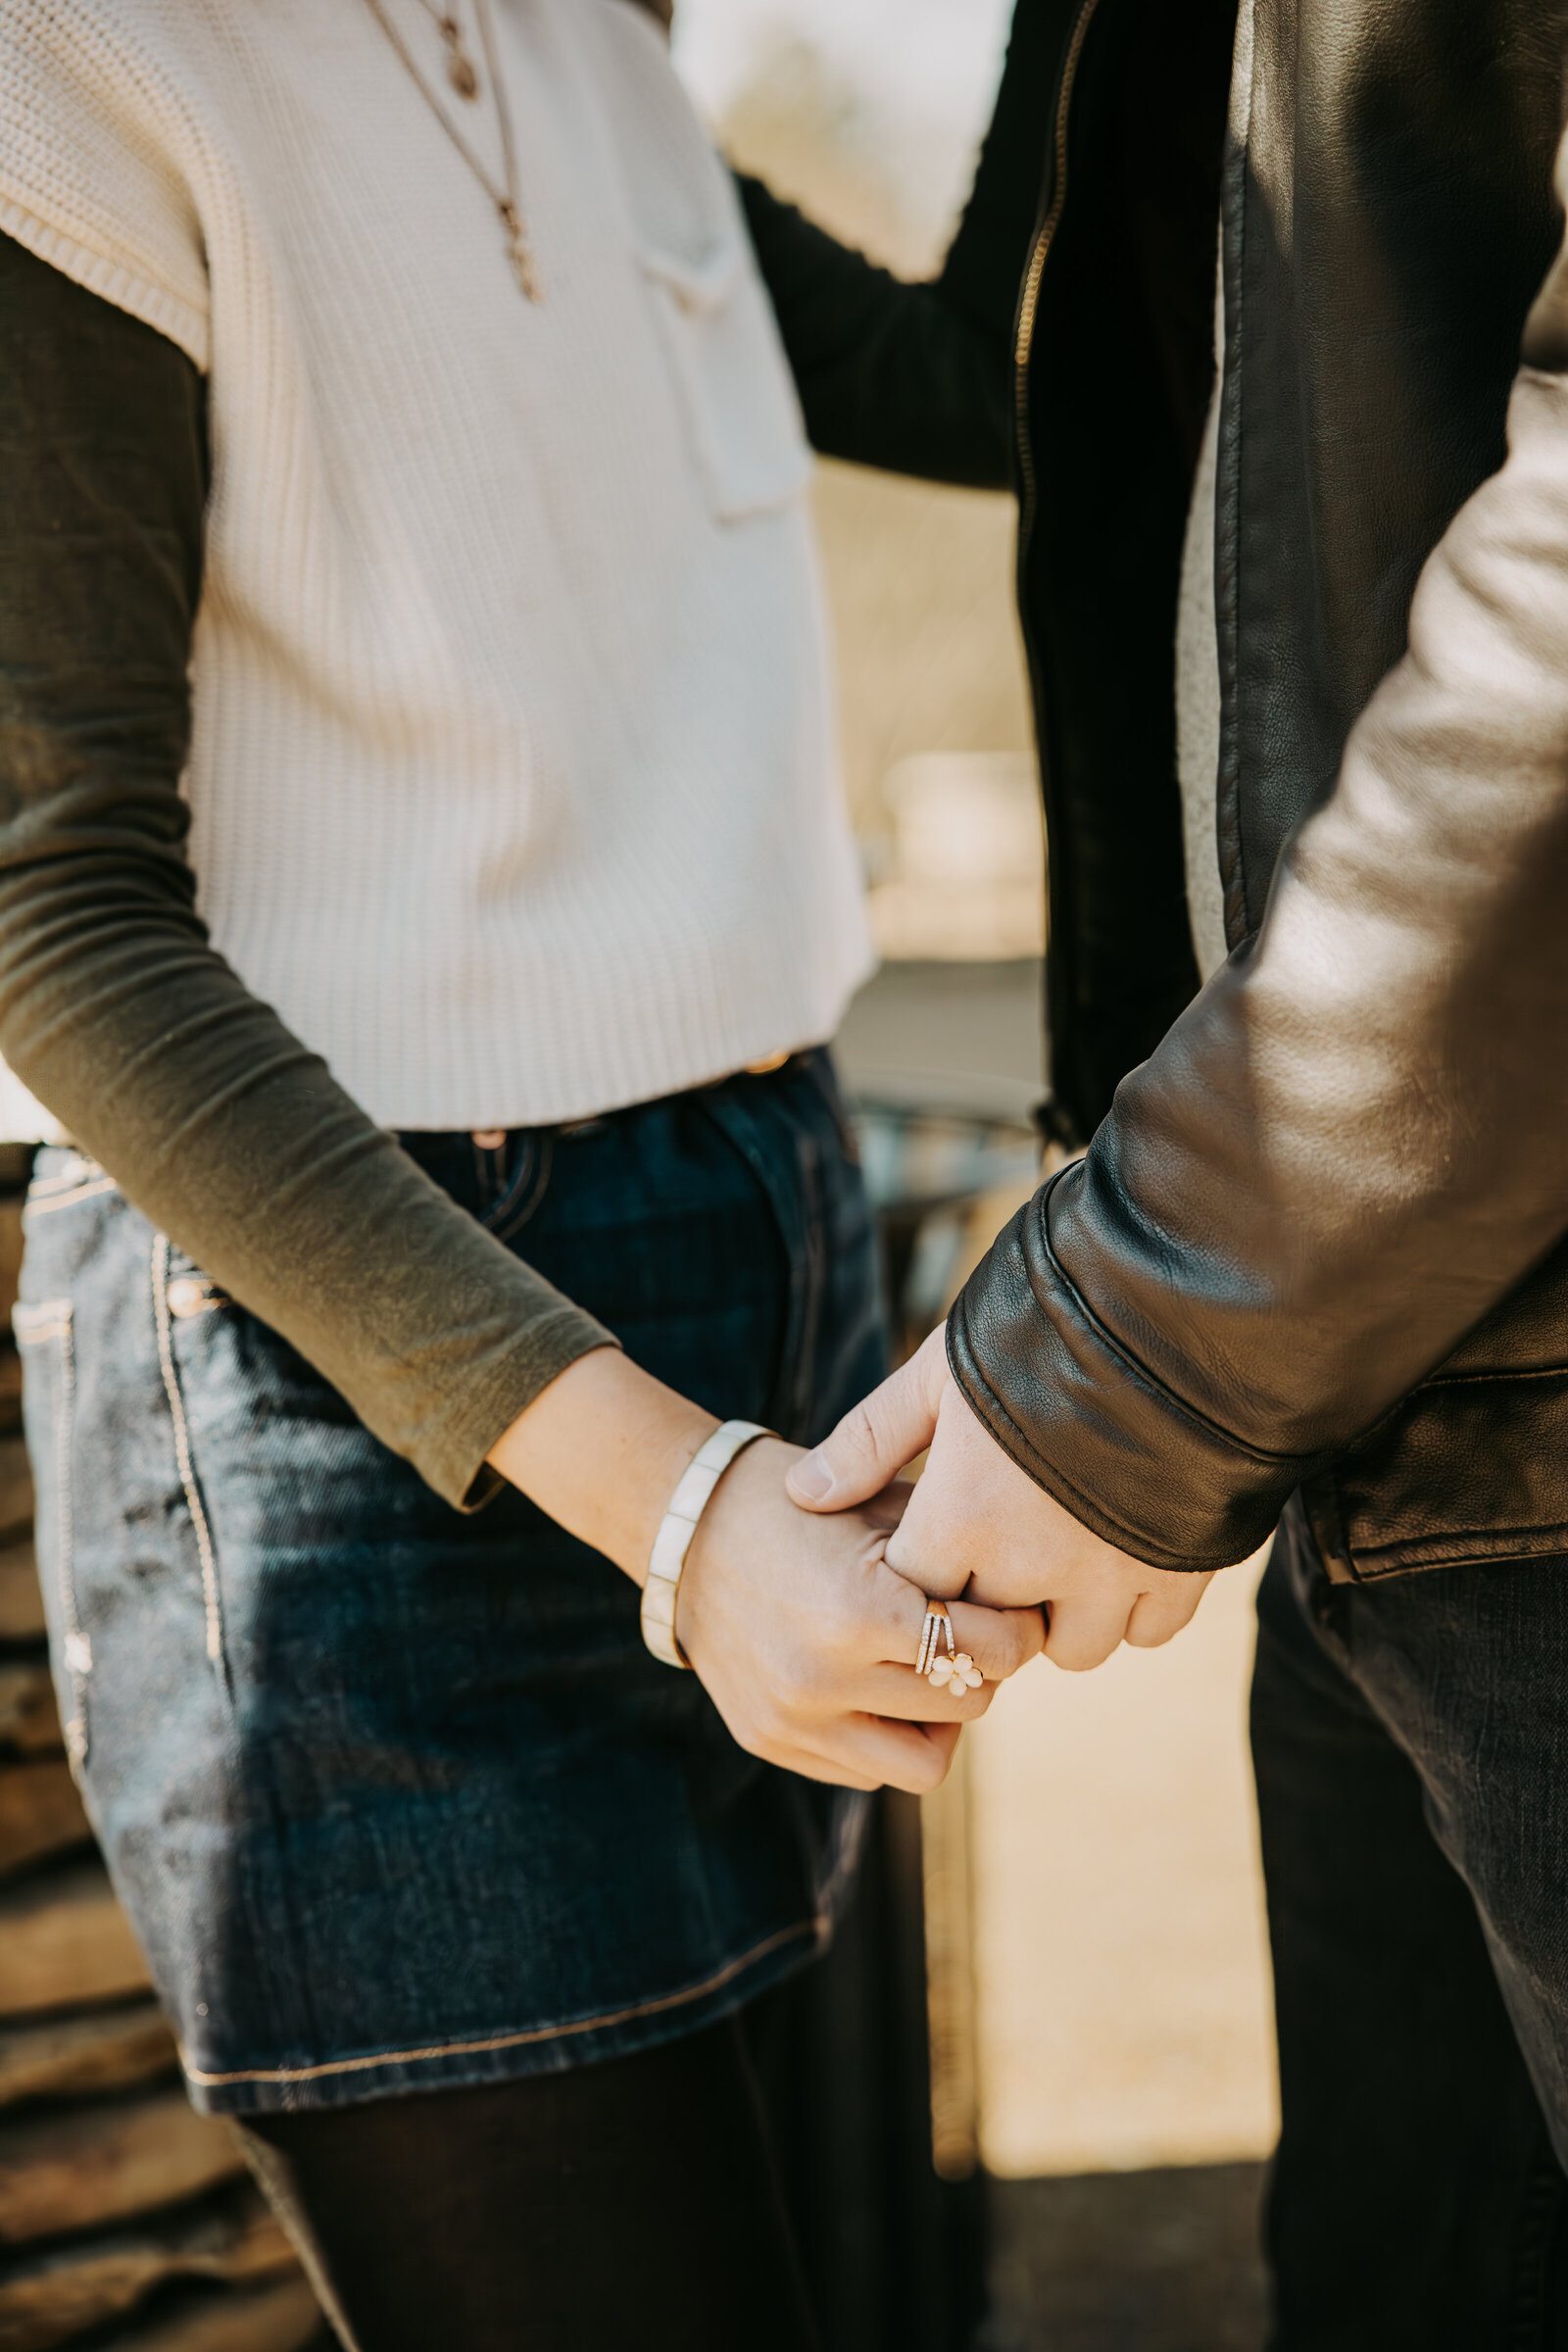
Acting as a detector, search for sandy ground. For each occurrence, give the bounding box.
[970,1550,1278,2180]
[981,2165,1270,2352]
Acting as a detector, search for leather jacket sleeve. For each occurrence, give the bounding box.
[0,232,612,1511]
[951,130,1568,1574]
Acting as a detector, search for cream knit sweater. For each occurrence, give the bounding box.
[0,0,871,1133]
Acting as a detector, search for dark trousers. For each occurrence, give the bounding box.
[1252,1504,1568,2349]
[237,2011,819,2352]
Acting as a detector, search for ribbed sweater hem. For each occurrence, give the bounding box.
[0,195,208,368]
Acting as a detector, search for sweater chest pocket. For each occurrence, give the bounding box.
[640,238,811,522]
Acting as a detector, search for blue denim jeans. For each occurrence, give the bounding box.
[1253,1500,1568,2349]
[16,1054,883,2117]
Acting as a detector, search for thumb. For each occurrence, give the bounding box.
[787,1325,948,1511]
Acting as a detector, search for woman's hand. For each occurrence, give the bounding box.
[676,1437,1042,1791]
[486,1346,1043,1793]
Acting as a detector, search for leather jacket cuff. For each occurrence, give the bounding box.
[947,1169,1308,1572]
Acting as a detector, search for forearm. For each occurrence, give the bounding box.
[955,353,1568,1570]
[487,1348,715,1578]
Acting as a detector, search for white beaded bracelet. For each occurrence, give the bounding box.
[640,1420,771,1671]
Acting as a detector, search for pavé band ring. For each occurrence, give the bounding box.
[915,1597,984,1694]
[916,1599,955,1678]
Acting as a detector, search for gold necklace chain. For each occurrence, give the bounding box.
[361,0,541,300]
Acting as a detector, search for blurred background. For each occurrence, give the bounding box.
[678,6,1279,2345]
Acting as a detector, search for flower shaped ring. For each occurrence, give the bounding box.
[928,1649,983,1693]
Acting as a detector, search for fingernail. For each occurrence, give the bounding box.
[789,1452,834,1502]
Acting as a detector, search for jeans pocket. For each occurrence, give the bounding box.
[13,1296,90,1768]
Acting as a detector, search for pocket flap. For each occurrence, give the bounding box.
[639,240,748,317]
[637,236,809,521]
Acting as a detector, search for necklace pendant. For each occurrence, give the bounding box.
[439,17,480,99]
[510,237,542,302]
[500,202,542,301]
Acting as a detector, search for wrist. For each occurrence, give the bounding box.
[641,1419,772,1668]
[485,1346,718,1580]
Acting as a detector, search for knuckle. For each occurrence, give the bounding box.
[973,1624,1021,1680]
[992,1626,1025,1677]
[842,1400,886,1462]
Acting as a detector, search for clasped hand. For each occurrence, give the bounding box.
[487,1345,1044,1800]
[490,1332,1209,1804]
[785,1324,1215,1671]
[680,1319,1215,1795]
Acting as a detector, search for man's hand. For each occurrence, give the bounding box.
[786,1327,1215,1671]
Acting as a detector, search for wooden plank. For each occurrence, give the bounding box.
[0,1761,89,1881]
[0,1548,44,1645]
[0,2181,297,2352]
[0,1662,62,1757]
[0,1859,151,2019]
[0,2001,176,2110]
[0,1441,33,1547]
[0,1201,23,1321]
[105,2277,323,2352]
[0,2085,244,2244]
[0,1348,24,1440]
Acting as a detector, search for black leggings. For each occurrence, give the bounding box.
[236,2014,820,2352]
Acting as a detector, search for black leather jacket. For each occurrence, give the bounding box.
[765,0,1568,1582]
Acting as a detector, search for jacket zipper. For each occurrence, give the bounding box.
[1015,0,1103,540]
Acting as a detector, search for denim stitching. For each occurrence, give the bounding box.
[26,1157,100,1198]
[23,1175,119,1218]
[181,1913,824,2088]
[15,1298,88,1768]
[151,1234,228,1688]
